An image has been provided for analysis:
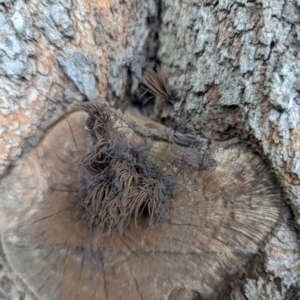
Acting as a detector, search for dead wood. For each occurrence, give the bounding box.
[0,106,282,300]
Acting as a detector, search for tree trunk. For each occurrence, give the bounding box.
[0,0,299,299]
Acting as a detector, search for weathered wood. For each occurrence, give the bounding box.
[0,107,281,299]
[0,0,299,298]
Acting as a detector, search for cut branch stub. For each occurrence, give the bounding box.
[0,103,282,300]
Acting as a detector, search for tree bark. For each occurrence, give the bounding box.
[0,0,299,299]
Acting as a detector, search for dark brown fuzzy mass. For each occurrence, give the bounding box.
[142,68,181,105]
[77,103,176,234]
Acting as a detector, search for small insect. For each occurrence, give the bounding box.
[142,68,181,105]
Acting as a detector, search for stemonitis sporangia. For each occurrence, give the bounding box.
[141,68,181,105]
[0,101,282,299]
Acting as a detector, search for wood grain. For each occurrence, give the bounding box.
[0,110,281,300]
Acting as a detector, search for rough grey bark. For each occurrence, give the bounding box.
[0,0,299,299]
[156,1,300,298]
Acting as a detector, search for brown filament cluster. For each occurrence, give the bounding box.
[78,103,176,234]
[142,68,181,105]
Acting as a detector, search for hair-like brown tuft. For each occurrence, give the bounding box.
[142,68,181,105]
[77,102,176,235]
